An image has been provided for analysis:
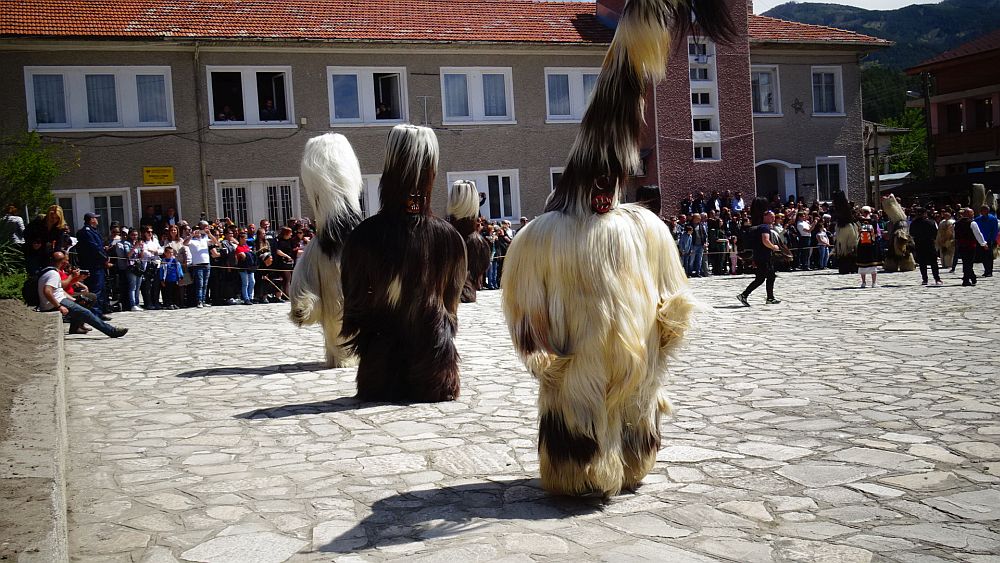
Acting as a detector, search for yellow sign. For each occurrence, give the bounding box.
[143,166,175,186]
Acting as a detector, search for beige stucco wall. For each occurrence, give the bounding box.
[750,48,867,204]
[0,41,605,225]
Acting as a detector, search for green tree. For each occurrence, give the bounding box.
[861,64,918,124]
[883,107,929,180]
[0,131,78,214]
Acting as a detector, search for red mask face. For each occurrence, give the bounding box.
[406,194,423,214]
[591,176,614,214]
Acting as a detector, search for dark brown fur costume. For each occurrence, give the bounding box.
[340,125,467,403]
[450,217,491,303]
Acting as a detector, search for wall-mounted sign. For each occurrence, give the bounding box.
[143,166,175,186]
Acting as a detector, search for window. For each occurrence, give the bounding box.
[214,178,300,226]
[446,170,519,220]
[440,68,514,124]
[974,98,993,130]
[550,167,564,191]
[693,118,713,132]
[360,175,381,218]
[816,157,846,201]
[689,67,709,81]
[207,66,293,126]
[944,102,963,133]
[25,66,174,130]
[688,42,708,56]
[327,67,407,125]
[57,196,75,233]
[811,66,843,115]
[694,145,715,161]
[692,92,711,106]
[545,68,600,122]
[751,66,780,115]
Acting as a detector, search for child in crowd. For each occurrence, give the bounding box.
[679,226,693,276]
[159,246,185,310]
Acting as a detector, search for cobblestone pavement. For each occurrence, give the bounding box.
[62,269,1000,562]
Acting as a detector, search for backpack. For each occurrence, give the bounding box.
[23,266,56,307]
[859,224,875,246]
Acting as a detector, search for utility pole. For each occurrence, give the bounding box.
[922,72,935,179]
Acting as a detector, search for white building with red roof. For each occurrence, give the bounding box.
[0,0,889,230]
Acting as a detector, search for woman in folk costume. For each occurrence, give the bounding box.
[880,194,915,273]
[447,180,492,303]
[501,0,735,497]
[832,190,859,274]
[856,205,882,288]
[341,125,467,403]
[289,134,364,367]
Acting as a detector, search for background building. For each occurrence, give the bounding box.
[1,0,888,232]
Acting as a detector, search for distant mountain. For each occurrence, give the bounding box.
[763,0,1000,70]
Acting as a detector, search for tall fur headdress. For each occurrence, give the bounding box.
[379,124,440,215]
[881,194,906,223]
[299,133,363,253]
[546,0,736,215]
[447,180,481,222]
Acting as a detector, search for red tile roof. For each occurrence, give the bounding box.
[908,28,1000,72]
[0,0,890,48]
[747,15,890,48]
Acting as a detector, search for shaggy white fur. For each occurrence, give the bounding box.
[447,180,481,221]
[503,204,693,496]
[882,194,916,272]
[289,133,363,367]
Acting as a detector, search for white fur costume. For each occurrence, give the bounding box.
[289,134,363,367]
[881,194,915,272]
[502,0,733,497]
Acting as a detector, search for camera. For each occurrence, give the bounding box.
[79,269,90,275]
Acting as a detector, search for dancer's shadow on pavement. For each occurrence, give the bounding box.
[234,396,366,418]
[312,478,603,554]
[176,361,329,378]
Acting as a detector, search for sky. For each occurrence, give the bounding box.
[752,0,942,13]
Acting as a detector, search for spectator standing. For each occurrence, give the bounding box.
[185,225,217,308]
[731,192,745,212]
[689,214,707,277]
[38,251,127,338]
[75,212,111,318]
[3,204,25,246]
[253,228,273,302]
[678,225,693,274]
[973,205,998,277]
[125,229,146,311]
[273,226,296,300]
[737,198,781,306]
[235,232,256,305]
[138,226,163,309]
[112,229,134,310]
[955,207,988,287]
[909,207,942,285]
[795,212,817,270]
[158,246,184,309]
[815,224,832,270]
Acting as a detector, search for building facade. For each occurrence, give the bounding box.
[907,29,1000,178]
[1,0,888,232]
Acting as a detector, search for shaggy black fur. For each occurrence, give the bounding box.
[832,190,859,274]
[539,412,599,465]
[449,217,491,303]
[341,212,467,403]
[319,209,363,258]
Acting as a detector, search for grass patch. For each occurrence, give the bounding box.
[0,272,27,301]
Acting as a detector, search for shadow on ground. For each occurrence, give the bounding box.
[234,397,367,418]
[313,478,603,554]
[176,361,329,378]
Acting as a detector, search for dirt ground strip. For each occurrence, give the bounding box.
[0,299,65,562]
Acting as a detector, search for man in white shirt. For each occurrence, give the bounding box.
[184,223,218,307]
[38,251,127,338]
[795,212,817,270]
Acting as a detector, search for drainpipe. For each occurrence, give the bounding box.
[192,42,209,216]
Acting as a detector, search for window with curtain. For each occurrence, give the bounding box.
[751,69,778,114]
[443,74,470,118]
[85,74,119,124]
[545,68,601,122]
[812,69,840,114]
[32,74,67,126]
[440,68,513,123]
[136,75,168,123]
[26,67,174,129]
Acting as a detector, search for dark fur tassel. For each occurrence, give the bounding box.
[450,217,491,303]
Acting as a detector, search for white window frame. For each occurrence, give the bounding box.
[213,177,301,226]
[543,67,600,123]
[446,169,520,221]
[549,167,564,192]
[326,67,408,127]
[815,156,847,202]
[811,65,845,117]
[440,67,516,125]
[52,188,134,234]
[136,186,183,224]
[206,66,296,128]
[360,174,381,218]
[751,65,782,117]
[24,66,175,132]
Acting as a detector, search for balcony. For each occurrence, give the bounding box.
[934,127,1000,157]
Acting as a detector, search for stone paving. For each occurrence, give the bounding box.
[61,268,1000,562]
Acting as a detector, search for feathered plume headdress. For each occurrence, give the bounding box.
[546,0,736,215]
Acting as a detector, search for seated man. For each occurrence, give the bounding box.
[38,251,127,338]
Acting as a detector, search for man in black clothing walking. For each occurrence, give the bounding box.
[909,207,942,285]
[738,198,781,306]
